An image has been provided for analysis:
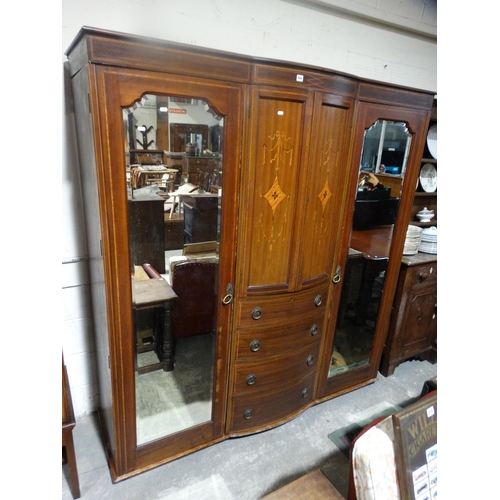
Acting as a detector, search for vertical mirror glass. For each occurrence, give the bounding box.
[124,94,223,444]
[328,120,411,377]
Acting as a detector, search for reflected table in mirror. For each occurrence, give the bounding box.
[132,266,178,373]
[329,227,393,377]
[350,226,393,259]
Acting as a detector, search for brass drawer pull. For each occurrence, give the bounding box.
[314,295,322,307]
[306,355,314,366]
[246,374,257,385]
[251,307,262,320]
[244,409,253,420]
[310,324,318,336]
[250,340,261,352]
[301,388,309,398]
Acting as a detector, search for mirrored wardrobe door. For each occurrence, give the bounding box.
[319,102,429,398]
[124,93,227,445]
[93,65,242,467]
[327,119,411,378]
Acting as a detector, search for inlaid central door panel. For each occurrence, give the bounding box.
[239,87,313,294]
[296,94,354,289]
[237,87,353,296]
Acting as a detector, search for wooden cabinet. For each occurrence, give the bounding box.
[128,196,166,273]
[182,156,222,187]
[182,194,219,243]
[229,85,355,432]
[66,27,434,481]
[380,255,437,376]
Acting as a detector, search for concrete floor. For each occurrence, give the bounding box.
[62,359,437,500]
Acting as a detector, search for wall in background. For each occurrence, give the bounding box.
[61,0,437,418]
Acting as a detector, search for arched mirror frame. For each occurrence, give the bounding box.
[91,64,243,473]
[318,101,430,398]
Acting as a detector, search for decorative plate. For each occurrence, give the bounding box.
[427,124,437,159]
[419,163,437,193]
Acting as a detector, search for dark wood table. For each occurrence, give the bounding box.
[133,275,178,373]
[350,226,393,259]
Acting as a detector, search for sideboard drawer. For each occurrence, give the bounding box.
[229,373,315,433]
[182,156,221,173]
[232,342,320,396]
[411,262,437,284]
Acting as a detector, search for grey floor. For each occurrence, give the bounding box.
[62,359,437,500]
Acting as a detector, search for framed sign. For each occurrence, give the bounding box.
[392,393,437,499]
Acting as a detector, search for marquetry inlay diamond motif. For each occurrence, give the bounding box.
[318,178,332,212]
[263,174,287,216]
[261,131,293,217]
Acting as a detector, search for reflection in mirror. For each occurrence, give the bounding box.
[328,120,411,377]
[123,94,224,444]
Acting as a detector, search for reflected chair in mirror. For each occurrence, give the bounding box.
[171,260,218,340]
[165,182,198,218]
[159,170,177,192]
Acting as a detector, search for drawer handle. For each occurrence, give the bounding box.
[246,374,257,385]
[250,340,261,352]
[306,355,314,366]
[244,409,253,420]
[301,388,309,398]
[251,307,262,320]
[310,324,318,336]
[314,295,322,307]
[418,272,427,282]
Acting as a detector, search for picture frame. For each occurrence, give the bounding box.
[392,393,437,499]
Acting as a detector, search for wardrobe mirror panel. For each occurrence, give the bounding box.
[124,94,223,445]
[328,120,411,377]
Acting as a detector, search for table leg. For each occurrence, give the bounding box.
[153,303,175,371]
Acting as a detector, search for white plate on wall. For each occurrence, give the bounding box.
[420,163,437,193]
[427,124,437,159]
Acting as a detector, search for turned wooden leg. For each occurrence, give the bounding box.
[161,304,175,371]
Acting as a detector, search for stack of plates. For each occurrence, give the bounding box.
[419,226,437,254]
[403,225,423,255]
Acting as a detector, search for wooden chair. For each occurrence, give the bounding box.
[62,355,80,499]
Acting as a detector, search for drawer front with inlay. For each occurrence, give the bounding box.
[233,342,320,396]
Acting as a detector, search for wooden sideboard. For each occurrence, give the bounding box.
[66,26,434,481]
[380,253,437,376]
[182,155,222,187]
